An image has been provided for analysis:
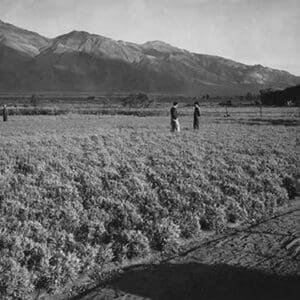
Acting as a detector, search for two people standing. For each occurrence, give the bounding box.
[170,101,200,132]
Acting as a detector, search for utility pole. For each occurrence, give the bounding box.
[260,102,262,118]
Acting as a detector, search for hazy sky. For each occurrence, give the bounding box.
[1,0,299,75]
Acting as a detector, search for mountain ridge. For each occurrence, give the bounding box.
[0,19,299,95]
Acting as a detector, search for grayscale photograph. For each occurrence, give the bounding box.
[0,0,299,299]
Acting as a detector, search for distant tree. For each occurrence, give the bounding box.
[245,92,253,101]
[219,100,232,106]
[121,93,152,108]
[259,88,285,106]
[254,99,262,106]
[30,94,39,107]
[206,94,210,99]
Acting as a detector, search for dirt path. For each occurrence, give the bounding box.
[76,201,300,300]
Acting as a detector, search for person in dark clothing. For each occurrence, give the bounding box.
[170,102,180,132]
[2,105,8,122]
[193,101,201,129]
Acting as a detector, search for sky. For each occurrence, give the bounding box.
[1,0,299,75]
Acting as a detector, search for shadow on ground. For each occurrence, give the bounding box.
[218,118,300,126]
[76,262,300,300]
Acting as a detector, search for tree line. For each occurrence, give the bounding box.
[260,84,300,106]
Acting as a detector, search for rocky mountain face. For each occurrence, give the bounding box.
[0,20,299,95]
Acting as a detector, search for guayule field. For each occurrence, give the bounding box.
[0,112,298,299]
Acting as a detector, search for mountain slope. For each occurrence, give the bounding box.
[0,19,50,56]
[0,20,299,95]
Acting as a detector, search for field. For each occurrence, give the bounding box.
[0,109,299,299]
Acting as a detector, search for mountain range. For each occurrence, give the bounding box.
[0,19,299,95]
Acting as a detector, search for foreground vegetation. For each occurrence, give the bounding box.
[0,114,298,299]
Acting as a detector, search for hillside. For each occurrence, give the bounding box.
[0,20,299,95]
